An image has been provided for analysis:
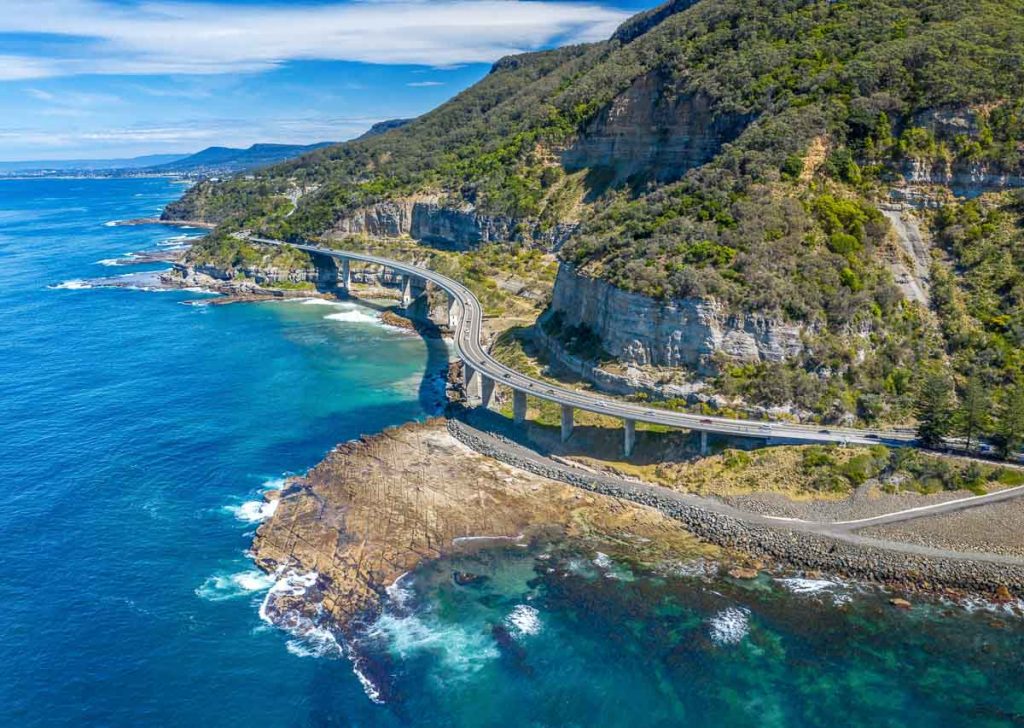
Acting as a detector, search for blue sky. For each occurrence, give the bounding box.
[0,0,653,161]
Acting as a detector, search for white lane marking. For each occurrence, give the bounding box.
[832,484,1024,526]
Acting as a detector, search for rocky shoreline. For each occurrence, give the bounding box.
[444,416,1024,602]
[249,419,723,639]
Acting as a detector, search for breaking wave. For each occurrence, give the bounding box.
[225,499,278,523]
[195,570,276,602]
[707,607,750,645]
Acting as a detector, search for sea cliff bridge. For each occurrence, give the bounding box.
[244,234,917,456]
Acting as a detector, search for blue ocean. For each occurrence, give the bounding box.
[3,177,1024,727]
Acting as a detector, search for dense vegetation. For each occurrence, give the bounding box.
[172,0,1024,432]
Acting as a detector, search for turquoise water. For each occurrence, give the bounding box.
[2,177,1023,727]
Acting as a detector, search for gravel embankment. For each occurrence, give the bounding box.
[447,416,1024,595]
[860,500,1024,559]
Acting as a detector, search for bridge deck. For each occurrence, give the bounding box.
[246,235,917,448]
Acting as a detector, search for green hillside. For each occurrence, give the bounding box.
[170,0,1024,426]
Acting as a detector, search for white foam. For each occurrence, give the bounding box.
[97,258,128,267]
[593,552,614,569]
[385,572,415,610]
[258,570,319,624]
[296,297,346,306]
[707,607,750,645]
[51,279,92,290]
[776,577,854,606]
[225,499,278,523]
[195,569,276,601]
[506,604,541,637]
[262,476,288,491]
[324,310,381,325]
[367,610,499,676]
[777,577,837,595]
[104,219,120,227]
[285,625,344,659]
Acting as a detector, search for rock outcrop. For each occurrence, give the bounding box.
[329,197,577,250]
[562,70,753,185]
[251,420,712,631]
[547,263,806,373]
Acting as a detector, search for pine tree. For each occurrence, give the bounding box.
[956,374,990,452]
[915,371,954,448]
[996,383,1024,460]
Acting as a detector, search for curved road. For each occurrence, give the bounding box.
[247,235,916,448]
[243,234,1024,542]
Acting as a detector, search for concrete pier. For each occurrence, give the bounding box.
[463,362,481,401]
[512,389,527,424]
[560,404,574,442]
[447,295,457,329]
[624,419,636,457]
[700,430,708,456]
[341,259,351,292]
[401,275,413,308]
[480,375,495,409]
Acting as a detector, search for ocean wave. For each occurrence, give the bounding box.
[776,577,853,606]
[262,476,288,491]
[296,298,346,306]
[257,569,382,702]
[195,569,276,602]
[224,499,278,523]
[707,606,750,645]
[593,552,614,569]
[97,257,129,267]
[366,609,499,677]
[324,310,381,325]
[103,219,121,227]
[285,626,344,659]
[50,279,92,290]
[506,604,541,638]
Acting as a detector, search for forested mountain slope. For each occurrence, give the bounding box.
[168,0,1024,426]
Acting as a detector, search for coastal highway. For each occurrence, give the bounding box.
[244,235,918,450]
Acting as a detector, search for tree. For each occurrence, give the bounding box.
[955,374,990,452]
[915,370,954,448]
[996,383,1024,459]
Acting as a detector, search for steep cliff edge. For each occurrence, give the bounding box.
[547,263,805,373]
[563,71,752,185]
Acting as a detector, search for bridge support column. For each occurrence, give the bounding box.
[512,389,527,424]
[463,362,481,402]
[341,259,351,293]
[560,404,574,443]
[700,430,708,456]
[447,294,457,329]
[480,375,495,409]
[623,419,636,457]
[401,275,414,308]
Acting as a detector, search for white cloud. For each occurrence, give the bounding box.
[407,80,445,87]
[0,0,629,78]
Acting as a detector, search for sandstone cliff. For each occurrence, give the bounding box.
[329,197,577,250]
[562,70,752,185]
[547,263,806,374]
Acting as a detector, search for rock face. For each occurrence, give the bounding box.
[562,70,753,185]
[896,106,1024,197]
[329,197,577,250]
[548,263,806,373]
